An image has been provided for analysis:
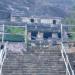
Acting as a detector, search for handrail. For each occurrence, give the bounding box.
[0,42,7,75]
[61,43,74,75]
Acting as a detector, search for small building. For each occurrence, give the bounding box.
[40,17,61,24]
[10,11,62,24]
[10,11,30,23]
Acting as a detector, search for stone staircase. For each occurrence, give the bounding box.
[67,53,75,73]
[2,46,66,75]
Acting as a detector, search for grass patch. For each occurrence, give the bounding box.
[5,27,25,35]
[69,33,75,41]
[4,27,27,42]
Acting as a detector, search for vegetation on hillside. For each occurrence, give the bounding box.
[62,4,75,25]
[62,12,75,25]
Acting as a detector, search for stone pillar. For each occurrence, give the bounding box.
[28,32,31,40]
[36,32,43,40]
[48,39,52,49]
[52,32,58,39]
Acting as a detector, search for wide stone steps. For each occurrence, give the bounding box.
[2,48,66,75]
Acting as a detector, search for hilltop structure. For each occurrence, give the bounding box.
[10,11,62,25]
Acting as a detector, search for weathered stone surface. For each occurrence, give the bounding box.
[2,47,66,75]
